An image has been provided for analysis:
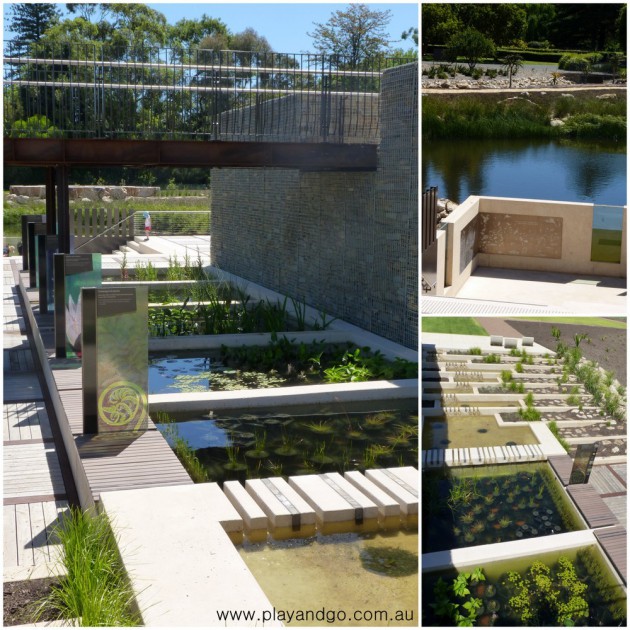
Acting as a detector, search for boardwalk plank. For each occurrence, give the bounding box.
[594,526,627,584]
[3,504,18,567]
[29,502,51,565]
[15,503,34,567]
[567,484,619,529]
[548,454,573,485]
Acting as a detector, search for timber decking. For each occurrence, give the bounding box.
[548,454,574,485]
[566,484,619,529]
[4,401,53,442]
[594,525,627,585]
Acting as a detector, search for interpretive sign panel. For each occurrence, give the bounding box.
[82,287,149,435]
[37,234,58,315]
[569,443,598,484]
[21,214,45,270]
[53,253,102,358]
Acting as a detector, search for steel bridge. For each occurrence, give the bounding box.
[5,44,416,251]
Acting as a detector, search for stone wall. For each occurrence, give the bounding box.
[211,63,418,348]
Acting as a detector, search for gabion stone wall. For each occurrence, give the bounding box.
[211,62,418,349]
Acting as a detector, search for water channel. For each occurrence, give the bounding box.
[422,138,626,206]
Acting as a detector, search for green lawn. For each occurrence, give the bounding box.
[422,317,489,336]
[512,317,626,330]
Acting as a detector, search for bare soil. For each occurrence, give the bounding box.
[505,319,626,385]
[3,578,60,626]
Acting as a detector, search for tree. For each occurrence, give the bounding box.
[7,3,61,53]
[454,4,527,47]
[502,53,523,88]
[422,4,462,47]
[308,3,392,67]
[401,27,418,46]
[446,28,495,70]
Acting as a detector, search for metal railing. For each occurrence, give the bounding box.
[4,42,415,142]
[74,209,211,257]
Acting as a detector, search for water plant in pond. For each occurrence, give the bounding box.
[363,411,396,430]
[310,441,334,465]
[245,431,269,459]
[498,516,512,529]
[430,568,486,627]
[303,419,336,435]
[359,546,418,578]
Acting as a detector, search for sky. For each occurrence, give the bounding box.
[3,2,418,56]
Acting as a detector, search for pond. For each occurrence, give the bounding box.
[422,415,537,450]
[422,463,584,553]
[240,530,418,626]
[422,138,626,206]
[148,345,417,393]
[155,400,418,484]
[422,545,626,627]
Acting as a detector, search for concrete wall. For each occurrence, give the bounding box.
[211,63,418,349]
[438,196,627,296]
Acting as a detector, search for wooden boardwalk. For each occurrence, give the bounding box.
[566,484,619,529]
[12,265,193,509]
[3,260,69,581]
[594,525,627,585]
[548,454,573,485]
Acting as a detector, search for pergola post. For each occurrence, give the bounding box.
[45,166,57,235]
[56,165,72,253]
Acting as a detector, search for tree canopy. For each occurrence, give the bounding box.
[422,3,626,51]
[308,4,393,67]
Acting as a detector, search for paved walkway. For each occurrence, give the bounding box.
[3,258,74,582]
[475,318,527,339]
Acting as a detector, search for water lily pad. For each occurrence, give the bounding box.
[359,546,418,577]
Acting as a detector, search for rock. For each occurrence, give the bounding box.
[81,197,92,202]
[15,195,30,204]
[596,93,616,99]
[561,93,575,98]
[550,118,565,127]
[101,195,113,203]
[440,81,450,89]
[456,82,471,89]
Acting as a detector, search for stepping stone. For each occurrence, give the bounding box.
[522,337,534,346]
[223,480,268,542]
[246,477,316,539]
[344,471,400,524]
[490,336,503,346]
[289,473,378,532]
[504,338,518,349]
[365,467,418,516]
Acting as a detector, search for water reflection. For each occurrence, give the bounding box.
[422,138,626,205]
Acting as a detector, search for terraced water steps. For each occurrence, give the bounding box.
[422,444,546,469]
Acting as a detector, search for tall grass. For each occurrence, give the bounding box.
[423,94,626,141]
[36,507,140,626]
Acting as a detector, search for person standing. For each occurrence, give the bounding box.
[143,211,151,241]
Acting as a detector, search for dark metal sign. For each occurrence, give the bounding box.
[569,443,598,484]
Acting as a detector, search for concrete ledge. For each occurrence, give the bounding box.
[100,484,276,627]
[343,471,401,520]
[149,380,418,412]
[365,467,418,516]
[223,480,269,541]
[422,530,598,572]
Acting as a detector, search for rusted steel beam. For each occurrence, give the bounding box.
[3,138,377,170]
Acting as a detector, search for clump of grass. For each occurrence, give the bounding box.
[35,507,141,626]
[160,416,208,482]
[548,421,571,453]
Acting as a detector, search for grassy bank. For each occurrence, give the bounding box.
[423,91,626,141]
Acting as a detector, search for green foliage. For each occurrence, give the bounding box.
[548,421,571,452]
[515,362,524,373]
[519,391,541,421]
[160,418,208,482]
[502,557,589,626]
[35,507,140,626]
[431,568,486,626]
[468,347,482,355]
[446,27,496,70]
[482,353,501,363]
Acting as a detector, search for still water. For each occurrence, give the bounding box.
[422,138,626,206]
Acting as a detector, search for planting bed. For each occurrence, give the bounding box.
[156,400,418,484]
[422,463,584,553]
[423,545,626,627]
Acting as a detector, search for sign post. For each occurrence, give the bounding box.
[53,253,102,358]
[81,286,149,435]
[568,443,598,484]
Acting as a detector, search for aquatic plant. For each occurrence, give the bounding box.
[447,477,480,513]
[310,441,334,465]
[245,431,269,459]
[430,568,485,627]
[460,511,475,525]
[359,546,417,577]
[498,516,512,528]
[303,419,336,435]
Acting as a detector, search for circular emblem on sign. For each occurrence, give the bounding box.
[98,381,147,431]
